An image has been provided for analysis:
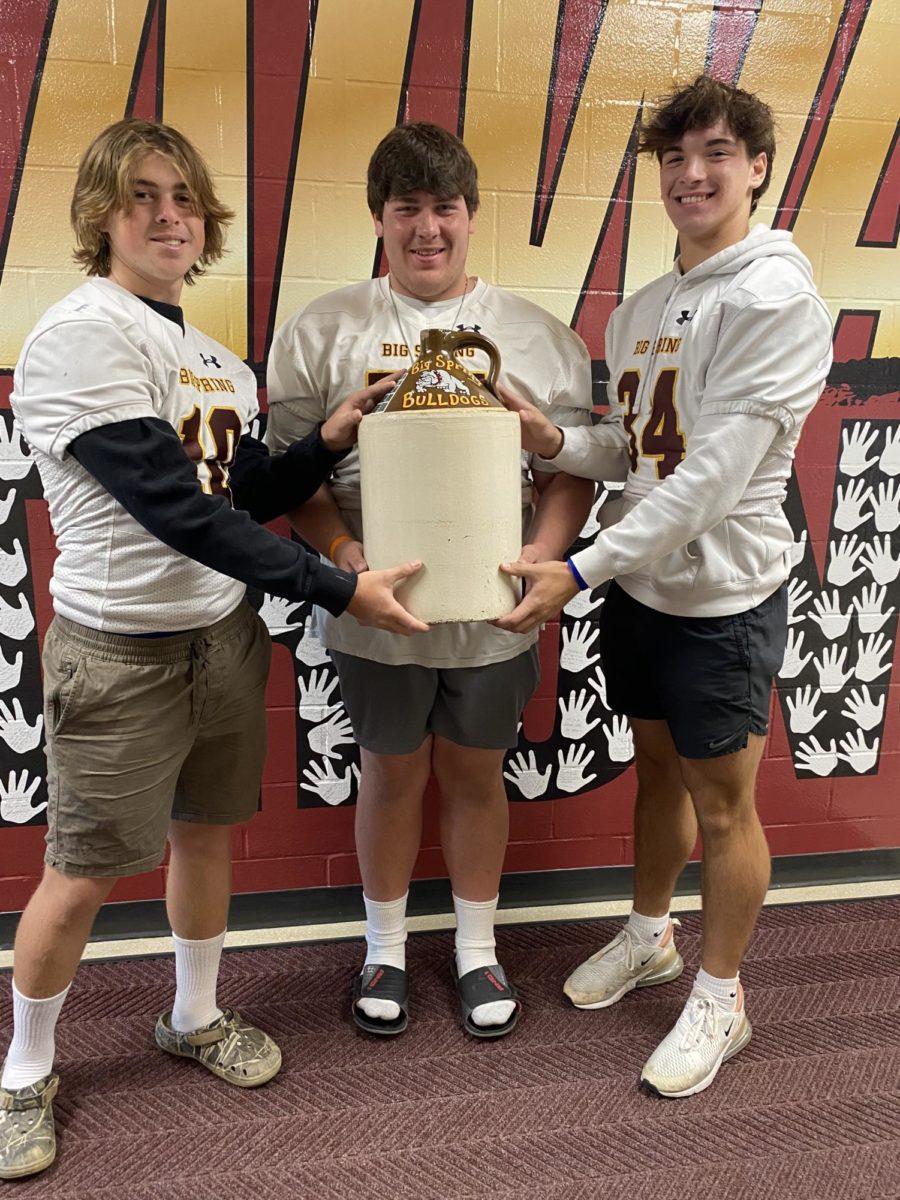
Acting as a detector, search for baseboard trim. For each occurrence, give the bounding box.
[2,847,898,951]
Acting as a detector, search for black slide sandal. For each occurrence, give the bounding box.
[450,961,521,1039]
[351,964,409,1036]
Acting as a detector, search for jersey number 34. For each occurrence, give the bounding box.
[618,368,686,480]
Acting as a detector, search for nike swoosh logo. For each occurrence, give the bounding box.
[707,733,735,751]
[724,1021,734,1036]
[640,955,654,966]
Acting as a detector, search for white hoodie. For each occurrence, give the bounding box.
[560,226,833,617]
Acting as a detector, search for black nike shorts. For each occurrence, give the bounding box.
[598,580,788,760]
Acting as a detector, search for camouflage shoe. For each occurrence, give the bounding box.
[155,1007,281,1087]
[0,1073,59,1180]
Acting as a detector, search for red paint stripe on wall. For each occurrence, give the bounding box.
[126,0,164,122]
[0,0,56,281]
[704,0,763,85]
[857,121,899,248]
[774,0,871,231]
[247,0,316,370]
[571,105,640,363]
[373,0,472,279]
[531,0,608,246]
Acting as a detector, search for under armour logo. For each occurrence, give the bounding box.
[200,353,222,369]
[456,324,482,333]
[675,310,693,325]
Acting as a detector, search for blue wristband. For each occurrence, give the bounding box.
[566,558,589,592]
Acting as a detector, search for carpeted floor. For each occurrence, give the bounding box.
[2,896,899,1199]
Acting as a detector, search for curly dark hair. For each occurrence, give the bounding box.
[367,123,479,217]
[639,76,775,213]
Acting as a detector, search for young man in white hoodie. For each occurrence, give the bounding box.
[497,76,833,1097]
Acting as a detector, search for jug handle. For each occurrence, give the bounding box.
[445,330,500,393]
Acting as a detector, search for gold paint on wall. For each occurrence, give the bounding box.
[1,0,897,366]
[164,0,247,353]
[0,0,147,363]
[273,0,416,330]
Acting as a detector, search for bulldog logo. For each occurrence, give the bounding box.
[414,369,471,395]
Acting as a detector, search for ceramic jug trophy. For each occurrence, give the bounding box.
[359,328,522,623]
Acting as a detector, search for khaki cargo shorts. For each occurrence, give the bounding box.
[42,601,272,878]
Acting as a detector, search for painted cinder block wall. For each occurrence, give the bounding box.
[0,0,897,911]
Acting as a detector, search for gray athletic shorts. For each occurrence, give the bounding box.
[329,646,540,755]
[43,601,271,878]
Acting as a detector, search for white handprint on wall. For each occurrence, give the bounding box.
[872,479,900,532]
[300,759,359,806]
[794,737,838,777]
[854,633,892,682]
[307,712,355,760]
[503,751,551,799]
[294,622,330,667]
[852,584,893,634]
[602,715,634,763]
[813,644,851,694]
[840,685,884,731]
[0,422,33,481]
[779,628,812,679]
[0,770,46,824]
[0,648,23,693]
[789,530,808,569]
[0,700,44,754]
[808,590,850,640]
[0,594,34,640]
[826,535,866,587]
[257,594,304,634]
[0,539,27,588]
[834,478,872,532]
[563,588,604,619]
[839,423,878,478]
[0,490,16,525]
[560,621,601,673]
[558,689,602,739]
[859,535,900,585]
[836,730,879,774]
[556,744,598,793]
[879,426,900,477]
[786,578,812,625]
[296,668,342,724]
[784,685,826,734]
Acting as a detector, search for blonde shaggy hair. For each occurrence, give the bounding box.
[71,118,234,284]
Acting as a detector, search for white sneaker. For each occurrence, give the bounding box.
[640,984,752,1098]
[563,920,683,1009]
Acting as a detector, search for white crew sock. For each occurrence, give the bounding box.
[695,967,741,1011]
[453,894,515,1029]
[357,893,408,1022]
[170,930,226,1033]
[626,909,671,945]
[2,981,70,1090]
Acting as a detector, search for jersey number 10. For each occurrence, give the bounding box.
[178,405,242,498]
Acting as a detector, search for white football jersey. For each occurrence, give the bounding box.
[561,226,834,617]
[266,277,593,667]
[11,278,259,632]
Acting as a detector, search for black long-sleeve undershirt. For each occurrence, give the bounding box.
[69,417,358,615]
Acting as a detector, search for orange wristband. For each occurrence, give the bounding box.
[327,533,353,561]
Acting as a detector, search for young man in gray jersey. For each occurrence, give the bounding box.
[1,118,425,1180]
[267,123,593,1039]
[497,77,833,1097]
